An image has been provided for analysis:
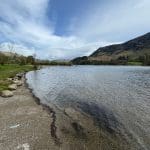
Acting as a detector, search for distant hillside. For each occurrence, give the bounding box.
[72,33,150,65]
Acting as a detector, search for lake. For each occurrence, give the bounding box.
[26,66,150,150]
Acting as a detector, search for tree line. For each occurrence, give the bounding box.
[0,52,35,66]
[0,52,72,66]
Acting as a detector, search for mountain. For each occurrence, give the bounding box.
[72,33,150,65]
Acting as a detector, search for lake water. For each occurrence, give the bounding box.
[26,66,150,150]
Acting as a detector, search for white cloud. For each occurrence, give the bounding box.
[0,42,35,56]
[73,0,150,42]
[0,0,112,59]
[0,0,149,59]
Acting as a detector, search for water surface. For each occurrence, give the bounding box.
[26,66,150,149]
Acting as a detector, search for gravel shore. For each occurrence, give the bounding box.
[0,78,59,150]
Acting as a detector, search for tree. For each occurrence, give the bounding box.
[19,56,26,65]
[0,52,8,65]
[33,53,38,69]
[7,43,16,63]
[26,56,34,64]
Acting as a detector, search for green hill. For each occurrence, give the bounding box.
[72,33,150,65]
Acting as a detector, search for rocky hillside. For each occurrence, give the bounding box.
[72,33,150,65]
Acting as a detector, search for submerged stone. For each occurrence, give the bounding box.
[77,102,120,133]
[71,122,87,139]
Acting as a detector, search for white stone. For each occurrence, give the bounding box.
[17,143,30,150]
[13,80,23,86]
[9,124,20,129]
[8,84,17,90]
[1,90,13,97]
[7,78,13,81]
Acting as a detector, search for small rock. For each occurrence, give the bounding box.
[9,124,20,129]
[16,73,24,79]
[8,84,17,90]
[1,90,13,97]
[64,108,80,120]
[7,78,13,81]
[13,77,18,81]
[17,143,30,150]
[13,80,23,86]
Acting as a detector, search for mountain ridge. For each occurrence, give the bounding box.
[72,32,150,65]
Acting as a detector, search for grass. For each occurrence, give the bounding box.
[127,61,143,66]
[0,64,33,92]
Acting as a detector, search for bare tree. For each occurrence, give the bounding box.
[33,53,38,69]
[7,43,16,63]
[8,43,15,53]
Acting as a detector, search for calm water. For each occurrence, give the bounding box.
[26,66,150,149]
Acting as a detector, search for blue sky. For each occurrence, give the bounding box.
[0,0,150,59]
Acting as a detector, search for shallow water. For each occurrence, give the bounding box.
[26,66,150,149]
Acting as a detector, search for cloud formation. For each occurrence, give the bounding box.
[0,0,106,59]
[0,0,150,59]
[74,0,150,42]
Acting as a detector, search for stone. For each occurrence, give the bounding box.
[16,73,24,79]
[7,78,13,81]
[13,77,18,81]
[8,84,17,90]
[13,80,23,86]
[1,90,13,97]
[64,108,80,121]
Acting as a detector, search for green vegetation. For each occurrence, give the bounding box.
[0,51,71,92]
[0,64,33,92]
[36,60,72,66]
[0,52,35,65]
[127,62,143,66]
[72,33,150,66]
[71,54,150,66]
[0,51,72,66]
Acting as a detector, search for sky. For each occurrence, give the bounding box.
[0,0,150,60]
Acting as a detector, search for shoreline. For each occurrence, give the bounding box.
[25,75,130,150]
[0,69,141,150]
[25,75,60,145]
